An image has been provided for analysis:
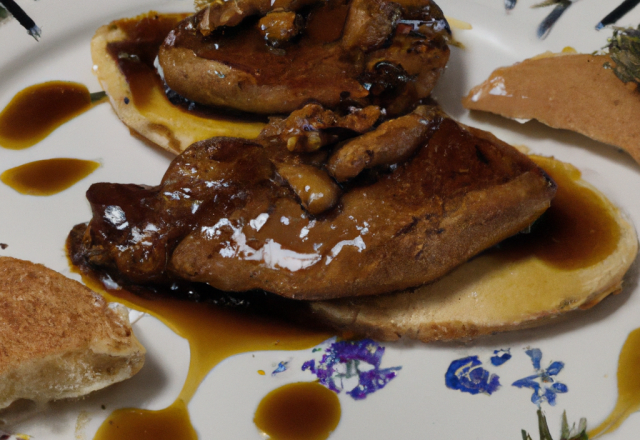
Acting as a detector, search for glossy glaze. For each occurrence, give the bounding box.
[169,3,356,89]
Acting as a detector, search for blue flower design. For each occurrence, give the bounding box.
[512,348,568,406]
[445,356,501,395]
[302,339,401,400]
[271,361,288,376]
[490,349,512,366]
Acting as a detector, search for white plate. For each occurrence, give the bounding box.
[1,0,640,438]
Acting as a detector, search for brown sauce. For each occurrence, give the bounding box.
[95,400,196,440]
[588,327,640,437]
[105,13,181,112]
[305,2,350,43]
[495,155,620,270]
[254,381,341,440]
[1,158,100,196]
[74,273,331,440]
[0,81,97,150]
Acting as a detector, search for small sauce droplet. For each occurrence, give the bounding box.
[0,81,96,150]
[254,382,341,440]
[94,400,196,440]
[588,328,640,438]
[1,158,100,195]
[495,155,620,270]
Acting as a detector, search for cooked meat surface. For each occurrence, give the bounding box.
[195,0,320,35]
[73,105,556,300]
[258,11,304,46]
[260,103,382,153]
[158,0,451,115]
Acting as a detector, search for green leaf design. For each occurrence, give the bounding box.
[521,409,588,440]
[532,0,564,8]
[606,25,640,86]
[0,5,9,20]
[538,410,554,440]
[90,91,108,104]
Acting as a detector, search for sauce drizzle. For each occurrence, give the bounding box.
[81,278,331,440]
[1,158,100,196]
[0,81,102,150]
[588,327,640,438]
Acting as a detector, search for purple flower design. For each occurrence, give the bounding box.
[445,355,501,395]
[302,339,401,400]
[512,348,568,406]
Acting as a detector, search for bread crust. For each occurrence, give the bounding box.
[0,257,145,409]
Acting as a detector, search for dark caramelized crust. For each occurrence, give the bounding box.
[158,0,450,115]
[73,106,556,300]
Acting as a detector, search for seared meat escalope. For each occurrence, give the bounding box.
[158,0,451,116]
[73,104,556,300]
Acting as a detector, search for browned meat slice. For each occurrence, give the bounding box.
[158,0,450,115]
[327,105,440,181]
[159,8,368,115]
[73,107,556,300]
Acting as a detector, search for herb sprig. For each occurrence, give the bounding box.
[606,26,640,87]
[533,0,572,39]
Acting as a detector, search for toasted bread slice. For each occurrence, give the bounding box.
[90,12,264,154]
[309,155,638,342]
[0,257,145,410]
[462,52,640,166]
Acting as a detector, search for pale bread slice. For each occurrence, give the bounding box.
[462,52,640,166]
[90,13,264,154]
[310,156,638,342]
[0,256,145,410]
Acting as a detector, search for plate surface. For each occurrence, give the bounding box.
[1,0,640,438]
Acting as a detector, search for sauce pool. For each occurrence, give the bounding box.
[1,158,100,195]
[254,381,341,440]
[495,155,620,270]
[0,81,102,150]
[95,400,197,440]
